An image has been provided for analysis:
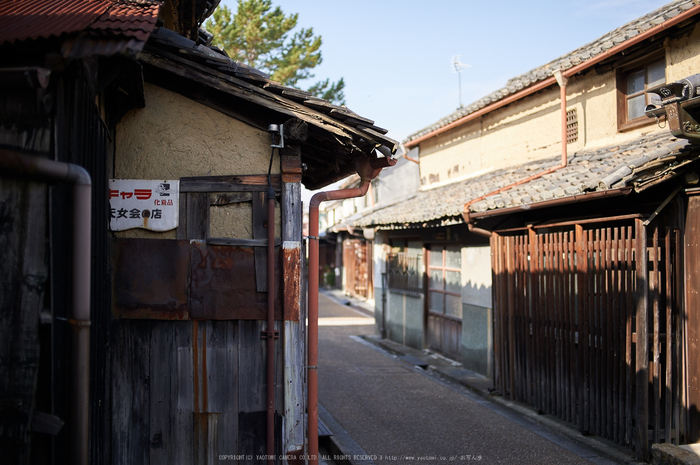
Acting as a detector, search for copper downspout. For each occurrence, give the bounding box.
[266,183,276,464]
[308,154,395,465]
[0,149,91,465]
[462,75,569,236]
[407,3,700,151]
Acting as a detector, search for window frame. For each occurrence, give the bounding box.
[616,51,666,132]
[427,244,462,321]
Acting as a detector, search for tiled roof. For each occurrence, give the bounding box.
[0,0,161,57]
[406,0,699,144]
[351,130,698,228]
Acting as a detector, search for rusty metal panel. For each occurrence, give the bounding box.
[113,239,286,320]
[282,244,301,321]
[189,242,282,320]
[112,238,190,319]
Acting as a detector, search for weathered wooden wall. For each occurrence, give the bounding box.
[492,215,685,460]
[111,319,284,464]
[0,178,47,464]
[110,169,301,463]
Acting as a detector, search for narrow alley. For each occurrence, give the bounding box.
[316,292,625,465]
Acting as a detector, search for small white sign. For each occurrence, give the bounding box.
[109,179,179,232]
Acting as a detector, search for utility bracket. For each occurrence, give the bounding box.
[261,330,280,339]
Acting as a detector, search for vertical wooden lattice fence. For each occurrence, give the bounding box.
[491,217,685,458]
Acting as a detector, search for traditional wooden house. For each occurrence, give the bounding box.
[318,148,420,303]
[0,1,397,464]
[351,0,700,458]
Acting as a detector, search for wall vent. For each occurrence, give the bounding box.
[566,109,578,144]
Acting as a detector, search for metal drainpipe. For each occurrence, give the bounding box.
[266,182,276,464]
[406,3,700,151]
[308,153,396,465]
[0,149,91,465]
[462,73,569,235]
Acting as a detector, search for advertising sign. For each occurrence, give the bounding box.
[109,179,179,232]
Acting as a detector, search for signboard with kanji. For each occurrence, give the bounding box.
[109,179,179,232]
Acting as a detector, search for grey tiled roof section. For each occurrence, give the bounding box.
[351,131,696,228]
[406,0,698,143]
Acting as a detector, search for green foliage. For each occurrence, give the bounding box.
[323,266,336,288]
[206,0,346,105]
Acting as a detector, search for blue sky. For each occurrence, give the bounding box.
[219,0,670,143]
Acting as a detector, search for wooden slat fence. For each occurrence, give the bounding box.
[491,218,684,459]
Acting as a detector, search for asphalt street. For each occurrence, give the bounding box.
[316,293,620,465]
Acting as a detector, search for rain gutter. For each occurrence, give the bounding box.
[0,149,91,465]
[468,186,634,220]
[307,151,396,465]
[405,3,700,150]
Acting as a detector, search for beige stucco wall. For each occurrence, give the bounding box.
[114,83,280,239]
[418,24,700,188]
[115,83,277,179]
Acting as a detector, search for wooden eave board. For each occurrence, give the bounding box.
[140,46,393,149]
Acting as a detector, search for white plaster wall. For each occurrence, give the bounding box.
[461,245,492,308]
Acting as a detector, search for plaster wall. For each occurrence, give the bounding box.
[462,304,493,378]
[376,148,421,205]
[667,25,700,82]
[417,24,700,189]
[461,245,492,308]
[115,83,277,179]
[113,83,281,239]
[385,292,424,350]
[419,89,562,187]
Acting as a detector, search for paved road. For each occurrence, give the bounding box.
[317,293,616,465]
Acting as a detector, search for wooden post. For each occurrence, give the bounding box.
[280,126,306,460]
[635,218,649,459]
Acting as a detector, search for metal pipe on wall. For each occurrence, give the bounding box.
[0,149,92,465]
[462,75,569,235]
[307,153,395,465]
[266,183,276,464]
[405,3,700,151]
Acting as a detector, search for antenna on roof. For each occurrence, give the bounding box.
[451,55,471,109]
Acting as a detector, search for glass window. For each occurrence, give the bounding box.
[619,57,666,127]
[429,246,444,267]
[446,245,461,269]
[430,292,444,313]
[445,271,461,294]
[445,295,462,319]
[429,269,444,289]
[427,244,462,319]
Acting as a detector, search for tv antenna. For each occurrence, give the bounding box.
[451,55,471,108]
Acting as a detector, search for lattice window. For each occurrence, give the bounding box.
[386,252,422,295]
[566,108,578,144]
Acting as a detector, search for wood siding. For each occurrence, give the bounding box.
[492,218,684,459]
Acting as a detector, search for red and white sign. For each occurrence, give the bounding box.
[109,179,179,232]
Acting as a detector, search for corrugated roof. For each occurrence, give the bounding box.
[351,130,699,228]
[406,0,700,144]
[0,0,160,57]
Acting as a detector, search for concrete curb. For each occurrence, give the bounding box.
[318,404,376,465]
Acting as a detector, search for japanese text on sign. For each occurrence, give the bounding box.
[109,179,179,232]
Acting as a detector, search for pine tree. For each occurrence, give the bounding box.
[206,0,346,105]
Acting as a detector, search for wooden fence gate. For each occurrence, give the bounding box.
[491,216,686,459]
[343,239,371,299]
